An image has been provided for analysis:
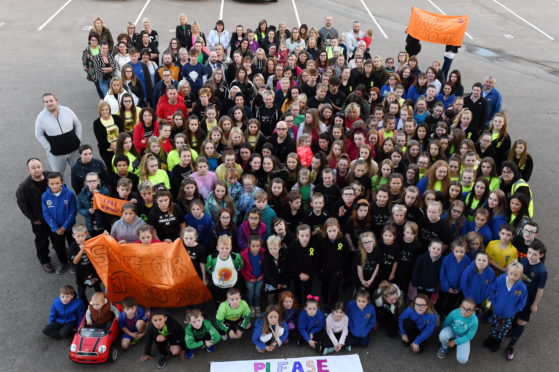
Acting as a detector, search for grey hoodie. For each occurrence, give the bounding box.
[110,216,145,242]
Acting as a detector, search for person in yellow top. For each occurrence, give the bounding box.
[139,153,170,190]
[215,150,243,182]
[486,224,517,274]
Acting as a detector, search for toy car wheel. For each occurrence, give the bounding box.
[108,346,118,363]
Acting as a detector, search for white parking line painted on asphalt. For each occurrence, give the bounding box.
[427,0,473,40]
[291,0,301,27]
[219,0,224,20]
[37,0,73,31]
[134,0,152,26]
[493,0,555,40]
[359,0,388,39]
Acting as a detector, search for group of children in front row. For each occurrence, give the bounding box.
[43,219,546,367]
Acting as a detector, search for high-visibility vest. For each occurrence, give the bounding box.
[511,179,534,217]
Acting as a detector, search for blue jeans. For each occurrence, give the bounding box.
[98,80,110,97]
[245,279,263,307]
[93,81,104,99]
[439,326,470,364]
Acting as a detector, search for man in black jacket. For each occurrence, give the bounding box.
[16,158,55,273]
[463,82,488,135]
[268,120,295,164]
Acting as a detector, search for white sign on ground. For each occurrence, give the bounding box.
[210,354,363,372]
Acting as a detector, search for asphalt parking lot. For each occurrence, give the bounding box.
[0,0,558,370]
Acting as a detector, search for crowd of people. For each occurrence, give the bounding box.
[16,12,547,369]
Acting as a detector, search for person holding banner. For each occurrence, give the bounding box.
[77,172,110,237]
[110,202,146,243]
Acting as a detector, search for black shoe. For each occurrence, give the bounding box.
[483,337,493,348]
[69,265,76,274]
[490,340,501,352]
[156,355,168,369]
[56,262,69,275]
[42,262,55,273]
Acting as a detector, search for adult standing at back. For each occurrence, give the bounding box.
[463,82,488,135]
[345,21,365,58]
[482,75,502,126]
[16,158,54,273]
[318,16,339,48]
[35,93,82,174]
[176,14,192,49]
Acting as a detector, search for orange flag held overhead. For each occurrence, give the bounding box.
[407,7,469,47]
[84,234,212,307]
[92,193,128,216]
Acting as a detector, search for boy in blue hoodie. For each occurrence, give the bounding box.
[437,238,471,317]
[297,295,326,352]
[41,172,77,274]
[460,252,496,311]
[484,261,527,352]
[43,285,85,340]
[437,297,479,363]
[347,289,376,347]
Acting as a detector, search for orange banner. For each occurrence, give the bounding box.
[407,7,468,46]
[93,193,128,216]
[84,234,212,307]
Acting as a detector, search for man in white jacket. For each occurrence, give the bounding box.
[35,93,83,173]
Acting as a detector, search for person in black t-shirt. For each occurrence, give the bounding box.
[288,224,320,304]
[349,159,371,200]
[181,226,207,283]
[313,168,341,212]
[378,225,400,283]
[344,199,372,251]
[331,186,356,229]
[353,231,382,295]
[395,221,423,294]
[371,187,392,236]
[147,189,185,241]
[70,224,102,302]
[109,155,139,193]
[307,83,329,109]
[303,193,329,236]
[281,191,305,233]
[326,77,346,113]
[418,201,451,251]
[254,90,281,137]
[512,220,541,260]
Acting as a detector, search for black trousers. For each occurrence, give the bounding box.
[43,322,75,340]
[403,318,429,352]
[323,331,343,348]
[436,291,464,318]
[322,270,343,309]
[217,318,244,335]
[292,276,313,305]
[77,282,103,303]
[50,230,74,265]
[32,222,54,264]
[98,149,115,174]
[377,308,399,338]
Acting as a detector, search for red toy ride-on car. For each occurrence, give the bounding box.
[69,304,122,363]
